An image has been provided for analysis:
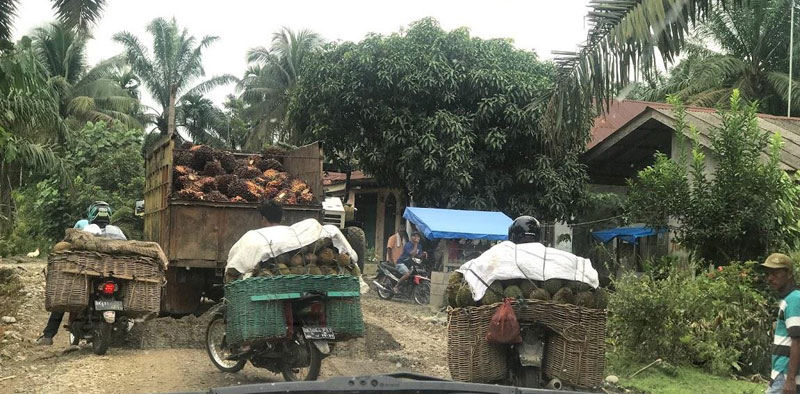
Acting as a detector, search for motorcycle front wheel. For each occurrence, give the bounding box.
[281,335,321,382]
[413,281,431,305]
[376,276,395,300]
[206,313,246,373]
[92,322,112,355]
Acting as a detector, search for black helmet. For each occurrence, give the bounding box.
[508,216,541,244]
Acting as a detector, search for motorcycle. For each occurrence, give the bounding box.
[373,257,431,305]
[66,277,134,355]
[506,303,563,390]
[205,292,335,381]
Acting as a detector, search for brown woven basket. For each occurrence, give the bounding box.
[447,299,607,388]
[45,268,90,312]
[45,251,165,315]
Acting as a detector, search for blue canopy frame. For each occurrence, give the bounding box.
[402,207,513,240]
[591,226,665,245]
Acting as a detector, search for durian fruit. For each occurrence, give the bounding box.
[593,288,609,309]
[321,266,338,275]
[304,253,318,265]
[569,280,592,293]
[349,264,361,276]
[529,288,551,301]
[456,283,477,308]
[503,285,524,299]
[448,272,464,287]
[288,253,304,267]
[520,280,537,296]
[203,160,226,176]
[190,145,214,171]
[289,266,307,275]
[574,291,595,308]
[275,263,290,275]
[235,165,262,180]
[275,253,291,266]
[481,282,504,305]
[552,287,575,305]
[336,253,351,267]
[320,237,334,249]
[317,247,336,264]
[543,279,565,295]
[307,264,322,275]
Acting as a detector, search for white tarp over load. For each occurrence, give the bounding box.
[457,241,599,301]
[226,218,358,275]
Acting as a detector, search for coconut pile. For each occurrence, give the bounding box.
[446,273,608,310]
[172,144,314,204]
[250,237,361,277]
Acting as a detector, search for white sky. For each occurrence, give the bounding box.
[12,0,592,107]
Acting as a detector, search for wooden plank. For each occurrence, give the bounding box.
[57,268,162,283]
[251,293,302,301]
[283,142,324,203]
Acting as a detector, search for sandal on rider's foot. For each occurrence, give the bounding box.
[35,335,53,346]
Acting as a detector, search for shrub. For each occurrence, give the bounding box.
[609,261,772,375]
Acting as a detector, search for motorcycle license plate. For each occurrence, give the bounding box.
[94,299,123,311]
[302,326,334,340]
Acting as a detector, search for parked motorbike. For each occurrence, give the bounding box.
[67,277,134,355]
[205,293,334,381]
[373,257,431,305]
[506,305,563,390]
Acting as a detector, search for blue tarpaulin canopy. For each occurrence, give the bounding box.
[402,207,513,240]
[592,226,665,245]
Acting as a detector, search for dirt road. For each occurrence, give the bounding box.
[0,259,449,394]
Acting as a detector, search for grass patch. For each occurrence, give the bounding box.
[607,353,764,394]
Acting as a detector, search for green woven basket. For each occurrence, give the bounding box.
[225,275,362,344]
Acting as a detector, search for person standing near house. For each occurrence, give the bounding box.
[763,253,800,394]
[385,225,407,264]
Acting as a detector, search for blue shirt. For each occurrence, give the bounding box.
[399,241,420,261]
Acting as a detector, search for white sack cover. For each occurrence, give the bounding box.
[226,218,358,274]
[457,241,599,301]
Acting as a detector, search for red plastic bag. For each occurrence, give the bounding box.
[486,298,522,344]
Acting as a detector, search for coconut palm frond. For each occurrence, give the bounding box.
[51,0,105,32]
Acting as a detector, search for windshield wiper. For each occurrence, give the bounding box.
[170,373,587,394]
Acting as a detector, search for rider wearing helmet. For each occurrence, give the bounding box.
[36,202,126,345]
[508,215,542,244]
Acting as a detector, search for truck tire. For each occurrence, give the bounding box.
[344,226,366,272]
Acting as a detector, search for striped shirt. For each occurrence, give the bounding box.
[772,288,800,383]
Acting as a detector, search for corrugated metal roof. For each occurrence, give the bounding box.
[590,100,800,171]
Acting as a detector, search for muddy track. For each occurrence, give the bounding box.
[0,260,449,393]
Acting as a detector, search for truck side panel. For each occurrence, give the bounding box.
[283,142,324,202]
[143,135,174,253]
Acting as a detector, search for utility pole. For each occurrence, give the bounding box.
[790,0,795,117]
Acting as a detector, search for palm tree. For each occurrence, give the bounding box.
[240,27,322,146]
[631,1,798,115]
[0,0,106,43]
[113,17,237,136]
[0,39,69,235]
[177,94,227,147]
[542,0,776,150]
[32,22,140,128]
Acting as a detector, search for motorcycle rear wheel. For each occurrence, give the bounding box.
[376,276,394,300]
[413,281,431,305]
[206,313,246,373]
[281,335,321,382]
[92,322,112,355]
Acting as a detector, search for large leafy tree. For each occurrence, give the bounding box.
[113,17,236,136]
[32,22,140,128]
[0,38,69,237]
[0,0,106,44]
[633,0,799,115]
[240,27,322,146]
[289,18,585,219]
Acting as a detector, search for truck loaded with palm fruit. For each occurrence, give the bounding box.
[143,134,365,314]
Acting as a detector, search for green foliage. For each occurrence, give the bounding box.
[609,261,772,375]
[1,120,144,255]
[289,18,586,219]
[627,92,799,263]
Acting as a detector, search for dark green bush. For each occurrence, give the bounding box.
[609,261,772,375]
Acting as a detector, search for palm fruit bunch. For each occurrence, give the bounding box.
[445,273,609,310]
[253,237,360,277]
[172,144,314,204]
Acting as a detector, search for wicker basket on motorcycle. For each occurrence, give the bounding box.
[447,299,607,388]
[45,251,165,314]
[224,275,363,344]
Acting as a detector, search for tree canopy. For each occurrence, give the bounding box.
[289,18,586,219]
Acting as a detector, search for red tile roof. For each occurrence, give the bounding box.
[323,170,370,186]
